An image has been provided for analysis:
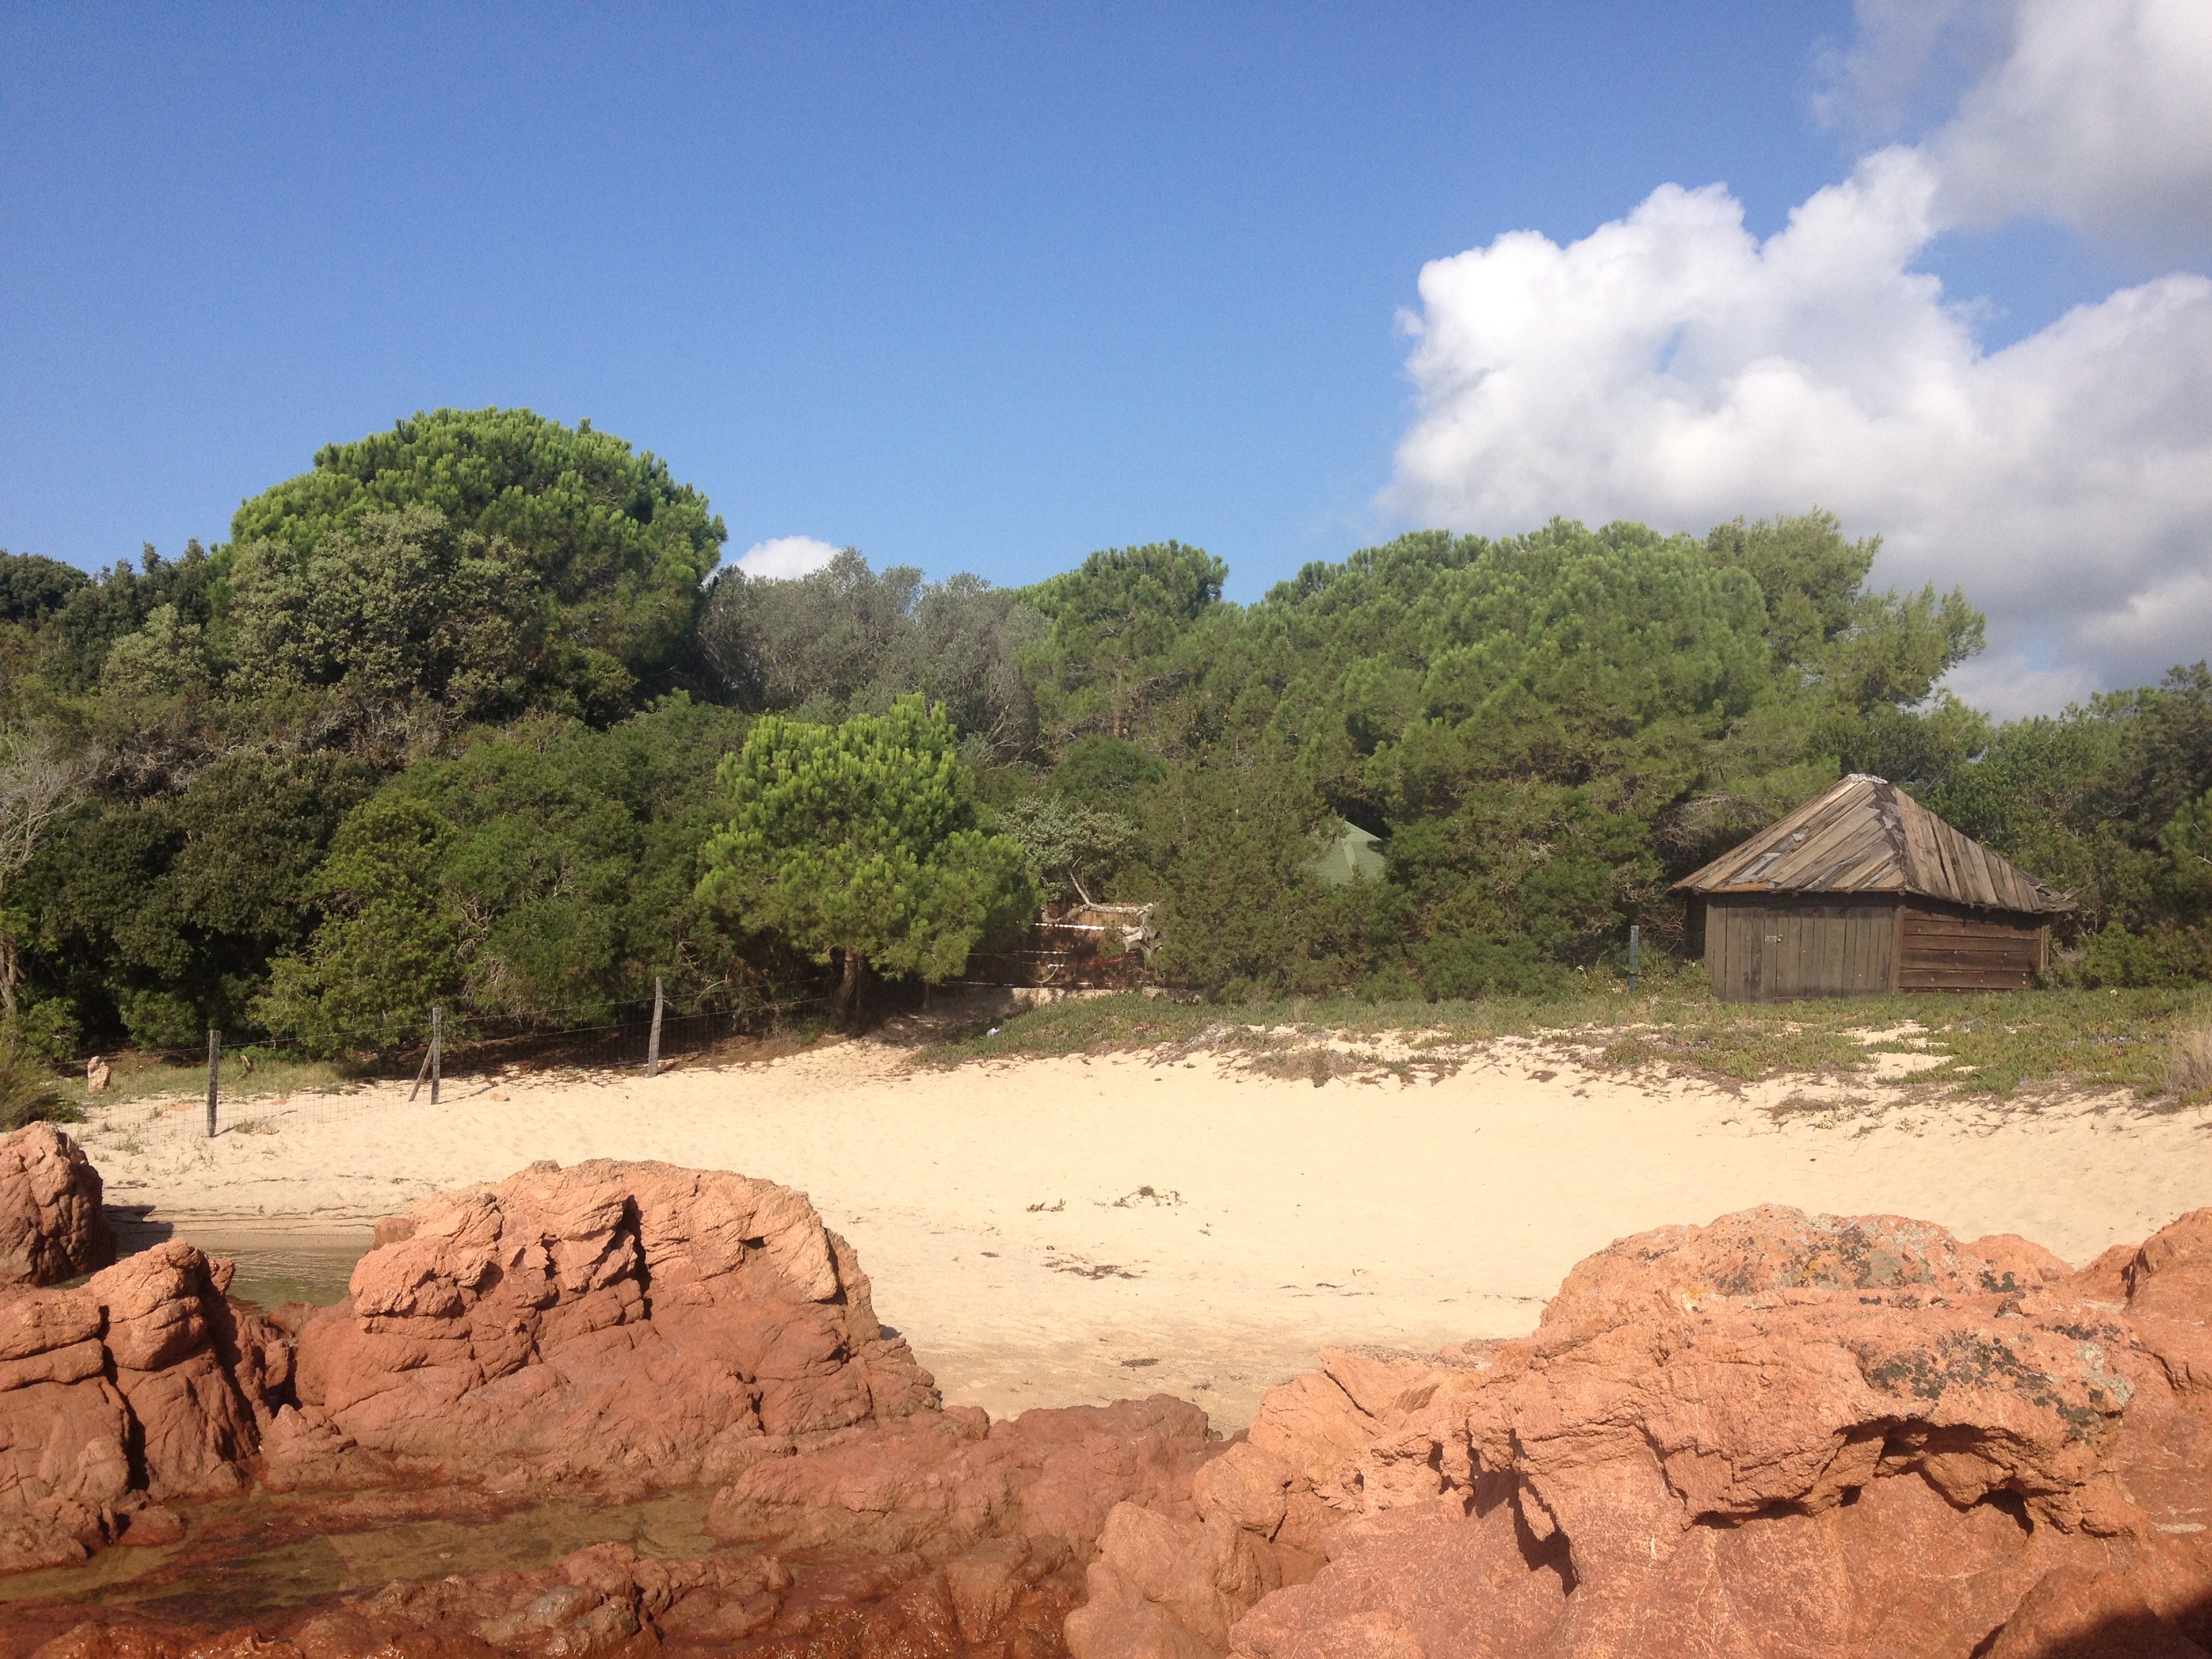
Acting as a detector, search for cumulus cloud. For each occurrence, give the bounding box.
[1821,0,2212,257]
[1386,3,2212,717]
[735,535,842,579]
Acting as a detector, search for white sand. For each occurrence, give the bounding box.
[76,1037,2212,1429]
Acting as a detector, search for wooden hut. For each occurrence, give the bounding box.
[1674,774,2072,1002]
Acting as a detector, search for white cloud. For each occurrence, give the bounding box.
[1811,0,1999,139]
[1385,7,2212,718]
[735,535,842,579]
[1816,1,2212,258]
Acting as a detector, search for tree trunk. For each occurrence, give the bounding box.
[832,949,867,1029]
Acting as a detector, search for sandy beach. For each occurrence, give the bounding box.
[73,1032,2212,1429]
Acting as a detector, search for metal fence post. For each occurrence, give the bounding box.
[205,1029,220,1139]
[430,1005,443,1105]
[647,977,664,1078]
[1628,924,1641,994]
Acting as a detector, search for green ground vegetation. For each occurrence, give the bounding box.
[924,983,2212,1101]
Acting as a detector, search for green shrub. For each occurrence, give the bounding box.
[10,1000,80,1066]
[0,1019,79,1131]
[2053,926,2212,989]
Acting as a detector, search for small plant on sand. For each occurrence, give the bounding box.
[0,1017,79,1130]
[2164,1021,2212,1101]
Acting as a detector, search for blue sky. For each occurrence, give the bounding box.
[4,3,2207,712]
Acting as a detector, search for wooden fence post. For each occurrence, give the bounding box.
[647,977,664,1078]
[408,1021,433,1102]
[430,1005,443,1105]
[205,1029,220,1139]
[1628,924,1641,994]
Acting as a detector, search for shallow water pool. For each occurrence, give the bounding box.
[108,1213,374,1309]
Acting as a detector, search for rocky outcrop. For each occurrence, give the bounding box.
[6,1399,1218,1656]
[1069,1204,2212,1659]
[1,1156,1229,1657]
[281,1159,940,1490]
[15,1156,2212,1659]
[0,1124,111,1288]
[0,1241,286,1574]
[3,1158,943,1580]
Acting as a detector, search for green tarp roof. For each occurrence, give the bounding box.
[1310,818,1387,886]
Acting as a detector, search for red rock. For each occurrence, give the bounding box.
[2122,1207,2212,1322]
[27,1625,194,1659]
[0,1124,112,1288]
[113,1504,184,1548]
[1985,1563,2212,1658]
[1065,1206,2212,1659]
[286,1160,939,1490]
[1229,1491,1568,1659]
[21,1179,2211,1659]
[0,1241,289,1578]
[704,1394,1210,1559]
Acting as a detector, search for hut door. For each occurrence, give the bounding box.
[1715,904,1781,1003]
[1728,906,1785,1002]
[1755,916,1782,1002]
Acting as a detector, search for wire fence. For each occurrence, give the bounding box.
[69,987,836,1152]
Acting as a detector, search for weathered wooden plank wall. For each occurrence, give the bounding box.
[1896,900,2045,991]
[1705,898,1896,1002]
[1706,895,2047,1000]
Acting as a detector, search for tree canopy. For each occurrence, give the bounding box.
[1,409,2205,1061]
[232,407,726,702]
[696,697,1036,1020]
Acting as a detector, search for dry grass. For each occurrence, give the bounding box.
[59,1049,358,1111]
[2165,1021,2212,1101]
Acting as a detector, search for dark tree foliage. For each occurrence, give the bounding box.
[41,542,220,695]
[232,407,726,704]
[1023,541,1227,741]
[1005,512,2019,994]
[1137,744,1404,1001]
[0,553,88,624]
[225,506,560,749]
[260,699,756,1054]
[15,751,375,1048]
[1926,661,2212,983]
[1050,736,1166,813]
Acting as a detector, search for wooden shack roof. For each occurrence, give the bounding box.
[1673,774,2073,914]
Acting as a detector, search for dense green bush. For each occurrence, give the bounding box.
[0,1019,75,1131]
[260,699,754,1054]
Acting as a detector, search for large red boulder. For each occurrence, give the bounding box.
[284,1159,941,1489]
[0,1241,287,1575]
[0,1124,112,1288]
[1070,1206,2212,1659]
